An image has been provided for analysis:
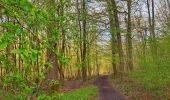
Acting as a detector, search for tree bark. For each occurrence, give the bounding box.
[111,0,125,73]
[127,0,133,70]
[107,0,117,75]
[82,0,87,81]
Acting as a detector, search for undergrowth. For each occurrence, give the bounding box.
[37,86,98,100]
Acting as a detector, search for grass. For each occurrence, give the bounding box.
[58,86,98,100]
[127,68,170,99]
[37,85,98,100]
[111,65,170,100]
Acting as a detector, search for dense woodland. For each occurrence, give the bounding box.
[0,0,170,100]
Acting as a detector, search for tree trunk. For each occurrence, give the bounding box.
[111,0,125,73]
[82,0,87,82]
[45,0,58,81]
[107,0,117,75]
[58,0,65,85]
[151,0,157,56]
[127,0,133,70]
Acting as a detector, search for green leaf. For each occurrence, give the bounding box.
[31,49,38,62]
[16,28,22,35]
[20,0,33,12]
[0,42,8,49]
[38,72,45,79]
[27,19,33,27]
[23,50,29,58]
[11,49,23,54]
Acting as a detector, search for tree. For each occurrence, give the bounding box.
[82,0,87,81]
[111,0,125,73]
[107,0,117,75]
[45,0,59,81]
[126,0,133,70]
[147,0,157,57]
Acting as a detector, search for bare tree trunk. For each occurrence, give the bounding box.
[82,0,87,82]
[151,0,155,38]
[127,0,133,70]
[147,0,152,34]
[151,0,157,56]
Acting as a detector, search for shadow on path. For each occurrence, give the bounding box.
[94,75,128,100]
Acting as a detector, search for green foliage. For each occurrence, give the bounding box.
[56,51,70,65]
[127,34,170,98]
[11,48,38,62]
[59,86,97,100]
[0,0,51,99]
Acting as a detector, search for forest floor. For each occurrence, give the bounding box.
[94,75,128,100]
[111,76,170,100]
[59,80,83,92]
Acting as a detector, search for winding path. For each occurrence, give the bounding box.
[94,75,128,100]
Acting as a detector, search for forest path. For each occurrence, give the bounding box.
[94,75,128,100]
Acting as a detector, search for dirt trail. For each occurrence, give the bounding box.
[94,75,128,100]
